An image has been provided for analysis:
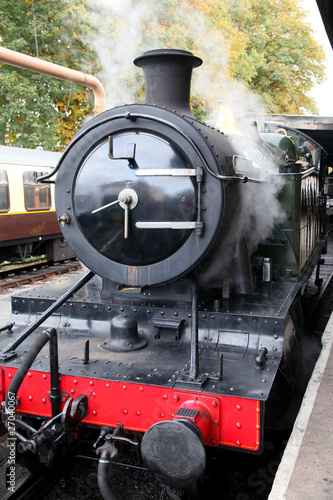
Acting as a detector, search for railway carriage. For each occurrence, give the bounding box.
[0,145,74,264]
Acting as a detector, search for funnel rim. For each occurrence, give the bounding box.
[134,48,202,68]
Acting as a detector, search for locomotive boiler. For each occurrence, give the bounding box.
[0,49,328,498]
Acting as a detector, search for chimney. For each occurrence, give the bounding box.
[134,49,202,116]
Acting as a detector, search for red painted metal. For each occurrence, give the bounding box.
[0,367,261,452]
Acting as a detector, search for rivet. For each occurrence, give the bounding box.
[92,410,97,416]
[106,383,111,388]
[136,410,141,416]
[123,385,127,390]
[161,413,165,418]
[43,374,47,380]
[89,380,94,386]
[28,396,33,401]
[70,389,75,394]
[42,398,46,404]
[163,395,168,400]
[28,372,32,377]
[173,395,179,401]
[212,401,217,407]
[74,379,78,385]
[236,405,242,411]
[123,409,128,414]
[236,422,242,429]
[214,420,219,426]
[236,440,241,446]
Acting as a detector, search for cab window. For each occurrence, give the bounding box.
[23,171,51,210]
[0,170,9,212]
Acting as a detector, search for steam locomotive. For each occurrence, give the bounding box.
[0,49,328,498]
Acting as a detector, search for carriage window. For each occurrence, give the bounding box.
[0,170,9,212]
[23,171,51,210]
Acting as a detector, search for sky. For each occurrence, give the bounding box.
[302,0,333,116]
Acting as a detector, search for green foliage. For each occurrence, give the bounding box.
[0,0,98,151]
[91,0,326,117]
[0,0,327,151]
[229,0,326,114]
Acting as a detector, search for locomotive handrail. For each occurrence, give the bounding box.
[0,270,95,356]
[37,110,218,184]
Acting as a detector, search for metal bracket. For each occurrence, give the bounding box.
[0,351,17,363]
[175,373,209,388]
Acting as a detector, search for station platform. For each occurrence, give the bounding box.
[269,309,333,499]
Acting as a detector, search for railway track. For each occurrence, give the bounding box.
[0,260,81,292]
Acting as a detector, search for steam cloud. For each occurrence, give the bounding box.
[85,0,266,111]
[84,0,285,259]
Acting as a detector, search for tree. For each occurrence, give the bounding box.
[86,0,326,117]
[228,0,326,114]
[0,0,98,151]
[0,0,326,151]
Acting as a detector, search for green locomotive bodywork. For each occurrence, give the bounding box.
[254,124,327,285]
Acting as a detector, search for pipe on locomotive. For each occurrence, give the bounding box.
[0,46,106,114]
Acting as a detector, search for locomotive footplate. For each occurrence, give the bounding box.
[0,274,299,452]
[0,274,301,400]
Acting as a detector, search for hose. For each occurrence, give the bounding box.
[5,328,56,413]
[97,456,119,500]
